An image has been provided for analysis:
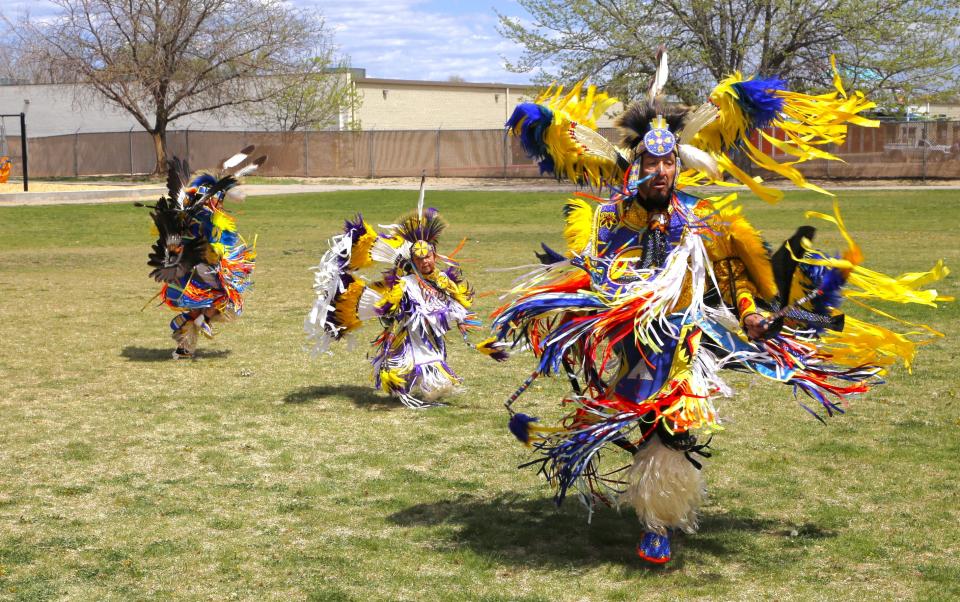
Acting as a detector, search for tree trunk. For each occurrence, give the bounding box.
[150,129,167,176]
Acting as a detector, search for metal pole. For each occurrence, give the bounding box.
[368,131,375,179]
[129,126,135,176]
[20,112,28,191]
[921,121,927,182]
[503,131,508,179]
[435,128,441,177]
[74,128,80,178]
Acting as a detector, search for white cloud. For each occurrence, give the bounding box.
[304,0,535,83]
[2,0,539,84]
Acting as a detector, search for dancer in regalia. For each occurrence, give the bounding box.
[144,147,262,359]
[305,180,507,408]
[495,50,950,563]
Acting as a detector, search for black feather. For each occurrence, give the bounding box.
[616,101,689,153]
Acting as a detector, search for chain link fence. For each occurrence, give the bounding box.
[4,121,960,180]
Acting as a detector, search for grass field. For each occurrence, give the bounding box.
[1,188,958,601]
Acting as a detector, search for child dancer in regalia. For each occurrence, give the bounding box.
[305,181,507,408]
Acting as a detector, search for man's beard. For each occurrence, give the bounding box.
[637,186,672,212]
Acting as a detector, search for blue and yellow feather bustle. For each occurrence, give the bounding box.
[507,81,622,187]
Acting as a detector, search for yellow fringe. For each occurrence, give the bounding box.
[700,203,778,300]
[563,198,594,255]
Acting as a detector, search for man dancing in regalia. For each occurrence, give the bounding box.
[495,51,950,563]
[144,147,262,359]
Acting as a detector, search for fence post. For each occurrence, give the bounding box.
[304,130,309,177]
[19,112,28,192]
[368,132,375,178]
[185,127,191,166]
[435,128,441,177]
[74,128,80,177]
[921,121,928,182]
[502,131,508,179]
[128,126,135,176]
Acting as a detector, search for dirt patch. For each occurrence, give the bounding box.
[0,181,160,193]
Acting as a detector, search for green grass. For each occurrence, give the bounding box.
[0,189,958,601]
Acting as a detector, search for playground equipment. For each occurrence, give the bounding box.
[0,117,10,183]
[0,113,28,190]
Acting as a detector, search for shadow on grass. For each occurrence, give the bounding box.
[283,385,398,409]
[120,346,232,362]
[388,493,829,570]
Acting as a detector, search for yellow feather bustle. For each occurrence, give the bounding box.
[692,56,878,202]
[370,279,405,315]
[519,81,621,187]
[348,221,378,270]
[333,280,366,334]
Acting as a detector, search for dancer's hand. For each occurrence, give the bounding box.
[743,312,770,340]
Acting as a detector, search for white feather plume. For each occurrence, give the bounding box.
[222,145,255,170]
[234,155,266,178]
[679,144,720,179]
[647,46,669,104]
[416,172,426,220]
[677,103,719,144]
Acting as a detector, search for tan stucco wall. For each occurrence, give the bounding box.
[354,80,622,130]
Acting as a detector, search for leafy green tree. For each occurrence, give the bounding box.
[251,57,362,132]
[498,0,960,106]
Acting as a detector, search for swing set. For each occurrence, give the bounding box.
[0,113,29,191]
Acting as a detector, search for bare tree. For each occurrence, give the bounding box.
[7,0,330,174]
[498,0,960,106]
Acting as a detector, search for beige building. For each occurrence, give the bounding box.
[0,70,624,137]
[352,75,622,130]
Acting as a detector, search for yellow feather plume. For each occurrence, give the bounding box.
[211,208,236,232]
[378,368,407,394]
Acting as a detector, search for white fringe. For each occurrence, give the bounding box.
[619,438,706,535]
[304,233,354,356]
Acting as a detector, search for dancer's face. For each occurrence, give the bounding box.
[637,152,676,210]
[412,249,436,275]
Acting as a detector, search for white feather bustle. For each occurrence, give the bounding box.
[619,437,706,535]
[371,238,412,264]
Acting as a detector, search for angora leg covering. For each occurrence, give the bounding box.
[620,438,706,535]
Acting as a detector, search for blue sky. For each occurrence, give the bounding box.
[3,0,539,84]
